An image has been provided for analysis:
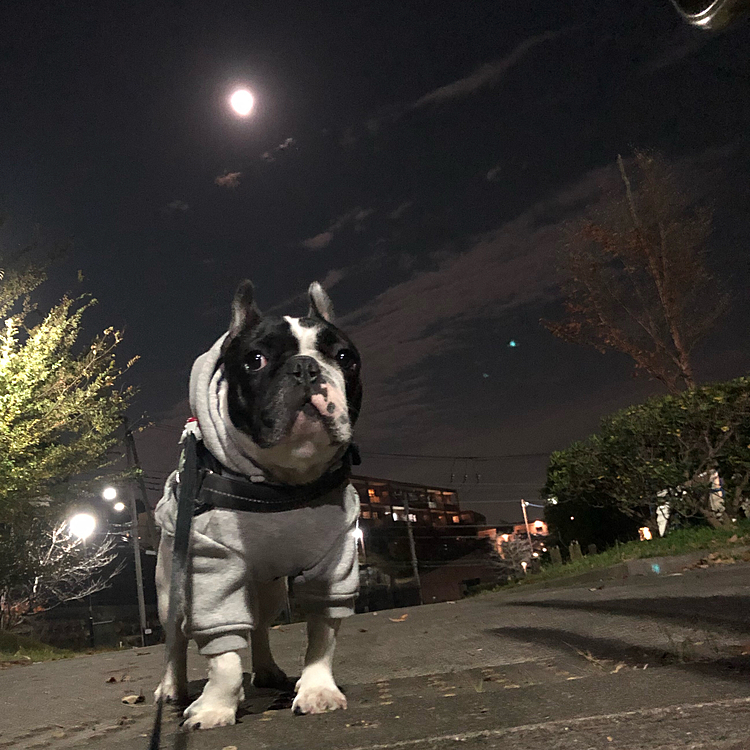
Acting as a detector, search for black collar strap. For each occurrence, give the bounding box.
[192,442,359,516]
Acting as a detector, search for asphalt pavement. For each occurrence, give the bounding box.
[1,561,749,750]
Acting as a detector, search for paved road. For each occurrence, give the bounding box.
[1,562,749,749]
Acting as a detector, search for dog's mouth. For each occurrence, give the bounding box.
[287,399,335,438]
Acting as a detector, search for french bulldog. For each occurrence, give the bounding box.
[154,280,362,730]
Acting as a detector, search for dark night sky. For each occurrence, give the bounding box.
[2,0,750,523]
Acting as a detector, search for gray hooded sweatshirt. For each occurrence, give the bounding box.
[154,335,360,655]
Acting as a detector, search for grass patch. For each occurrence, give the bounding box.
[496,519,750,590]
[0,631,74,666]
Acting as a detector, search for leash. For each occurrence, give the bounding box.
[148,432,199,750]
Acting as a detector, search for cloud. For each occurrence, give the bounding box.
[413,29,570,108]
[319,267,348,290]
[301,231,335,251]
[640,31,709,75]
[344,162,629,440]
[486,165,502,182]
[345,144,741,445]
[300,206,375,249]
[389,201,413,220]
[162,199,188,214]
[261,137,297,163]
[214,171,242,188]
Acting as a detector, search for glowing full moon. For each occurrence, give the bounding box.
[230,88,254,116]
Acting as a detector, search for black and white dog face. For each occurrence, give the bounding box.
[221,280,362,481]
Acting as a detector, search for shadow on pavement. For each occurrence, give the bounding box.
[182,672,296,722]
[504,595,750,634]
[488,625,750,683]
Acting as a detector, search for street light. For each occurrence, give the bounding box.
[69,513,96,540]
[68,512,97,647]
[102,486,117,501]
[113,502,126,512]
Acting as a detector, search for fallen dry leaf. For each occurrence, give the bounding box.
[388,614,409,622]
[122,694,144,705]
[221,746,238,750]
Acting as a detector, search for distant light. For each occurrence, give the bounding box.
[532,552,539,557]
[113,502,126,512]
[69,513,96,540]
[547,497,558,505]
[570,516,575,521]
[230,88,254,116]
[508,340,518,348]
[639,526,653,541]
[102,486,117,501]
[542,547,547,552]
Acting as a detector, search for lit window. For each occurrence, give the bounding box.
[452,515,460,523]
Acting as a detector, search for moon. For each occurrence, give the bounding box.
[230,88,254,117]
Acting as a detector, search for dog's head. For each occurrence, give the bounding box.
[220,280,362,483]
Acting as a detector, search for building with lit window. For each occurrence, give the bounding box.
[351,476,485,529]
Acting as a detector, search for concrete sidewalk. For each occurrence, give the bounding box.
[1,563,749,749]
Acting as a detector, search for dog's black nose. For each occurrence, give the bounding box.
[290,356,321,386]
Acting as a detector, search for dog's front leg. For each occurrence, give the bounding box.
[183,651,244,730]
[292,615,347,714]
[251,579,291,689]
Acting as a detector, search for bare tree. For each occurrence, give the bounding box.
[486,536,532,582]
[544,150,728,393]
[0,520,122,631]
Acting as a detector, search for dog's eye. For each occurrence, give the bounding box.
[336,349,357,370]
[243,352,267,373]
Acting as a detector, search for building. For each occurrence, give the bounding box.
[351,475,485,529]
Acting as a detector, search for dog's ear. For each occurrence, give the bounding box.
[307,281,334,323]
[228,280,262,338]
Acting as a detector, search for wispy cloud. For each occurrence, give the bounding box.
[345,162,629,440]
[301,231,335,251]
[300,206,375,250]
[486,165,502,182]
[261,137,297,163]
[388,201,413,220]
[640,30,709,75]
[413,29,569,108]
[214,171,242,188]
[346,144,739,444]
[161,199,189,215]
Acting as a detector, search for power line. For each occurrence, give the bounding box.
[143,422,551,462]
[361,451,550,461]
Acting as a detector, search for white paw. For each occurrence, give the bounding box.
[154,674,187,704]
[293,679,347,715]
[183,698,238,730]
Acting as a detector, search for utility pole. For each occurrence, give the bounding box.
[124,425,149,647]
[402,494,423,605]
[124,428,160,550]
[520,499,534,550]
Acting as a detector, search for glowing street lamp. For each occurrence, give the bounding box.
[102,486,117,501]
[69,513,96,541]
[113,502,126,512]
